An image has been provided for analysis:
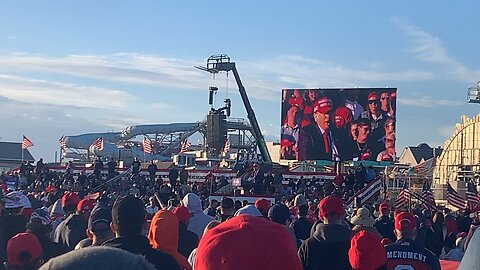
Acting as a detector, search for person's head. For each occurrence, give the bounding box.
[87,204,113,245]
[6,233,43,270]
[234,205,263,217]
[349,121,359,141]
[349,230,387,270]
[209,199,219,209]
[167,198,179,209]
[61,192,80,216]
[268,204,291,226]
[242,200,249,207]
[384,133,395,150]
[27,209,53,236]
[202,220,221,236]
[148,210,180,255]
[384,117,395,135]
[172,206,192,227]
[394,212,417,240]
[297,204,308,218]
[307,89,318,102]
[367,92,380,116]
[255,199,271,218]
[76,198,96,221]
[380,92,391,112]
[356,119,371,143]
[195,215,302,270]
[220,198,235,216]
[313,97,332,130]
[38,246,155,270]
[378,203,390,217]
[318,195,345,224]
[432,211,445,224]
[351,207,375,228]
[285,105,302,128]
[111,196,146,237]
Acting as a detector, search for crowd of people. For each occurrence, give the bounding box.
[281,89,396,162]
[0,159,478,270]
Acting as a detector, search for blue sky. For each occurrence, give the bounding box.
[1,1,480,161]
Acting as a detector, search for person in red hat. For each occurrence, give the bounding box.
[53,196,93,250]
[349,230,387,270]
[298,195,352,270]
[298,97,340,161]
[6,232,43,270]
[255,198,271,218]
[195,215,302,270]
[374,203,396,242]
[385,212,440,270]
[173,206,199,259]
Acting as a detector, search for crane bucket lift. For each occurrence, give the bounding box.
[196,54,272,162]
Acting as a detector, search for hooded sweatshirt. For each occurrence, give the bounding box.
[148,210,192,270]
[298,223,352,270]
[182,194,213,238]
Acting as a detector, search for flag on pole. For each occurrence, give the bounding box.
[345,177,382,209]
[222,139,231,154]
[59,135,67,150]
[143,136,153,154]
[21,136,34,149]
[394,181,410,210]
[466,181,479,211]
[421,181,436,210]
[447,182,466,210]
[91,137,104,151]
[180,139,191,153]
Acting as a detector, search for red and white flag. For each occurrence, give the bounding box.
[143,136,153,154]
[59,135,67,150]
[91,137,104,151]
[21,136,34,149]
[180,139,191,153]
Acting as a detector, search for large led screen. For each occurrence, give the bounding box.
[280,88,397,162]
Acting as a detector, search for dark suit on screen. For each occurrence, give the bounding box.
[298,124,335,161]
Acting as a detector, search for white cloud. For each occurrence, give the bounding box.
[392,17,480,82]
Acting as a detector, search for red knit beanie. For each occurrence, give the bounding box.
[195,215,302,270]
[349,230,387,270]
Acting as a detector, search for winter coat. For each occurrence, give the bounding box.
[182,194,213,238]
[298,223,352,270]
[53,213,87,250]
[374,215,396,242]
[178,223,199,258]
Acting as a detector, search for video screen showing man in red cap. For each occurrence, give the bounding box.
[281,88,397,162]
[385,212,441,270]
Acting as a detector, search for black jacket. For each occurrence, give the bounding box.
[298,223,352,270]
[374,215,396,242]
[32,232,68,262]
[53,214,87,250]
[102,235,181,270]
[177,223,199,258]
[298,124,333,161]
[290,217,312,241]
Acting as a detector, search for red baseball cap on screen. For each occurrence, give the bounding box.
[394,212,416,231]
[77,198,96,213]
[368,92,378,101]
[313,97,332,114]
[61,192,80,208]
[319,195,344,219]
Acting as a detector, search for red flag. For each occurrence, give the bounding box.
[222,139,231,154]
[59,135,67,150]
[21,136,34,149]
[180,139,191,153]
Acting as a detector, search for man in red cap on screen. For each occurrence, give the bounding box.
[385,212,440,270]
[298,97,340,161]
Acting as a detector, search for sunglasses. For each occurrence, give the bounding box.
[368,100,378,104]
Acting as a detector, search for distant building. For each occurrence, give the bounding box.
[398,143,443,166]
[0,142,35,172]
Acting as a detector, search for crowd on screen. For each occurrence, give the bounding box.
[281,89,396,163]
[0,159,478,270]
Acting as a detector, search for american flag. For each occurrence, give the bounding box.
[345,177,382,209]
[222,139,231,154]
[394,182,410,210]
[59,135,67,150]
[180,139,191,153]
[143,136,153,154]
[466,181,479,211]
[21,135,34,149]
[91,137,104,151]
[447,182,466,210]
[421,181,436,210]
